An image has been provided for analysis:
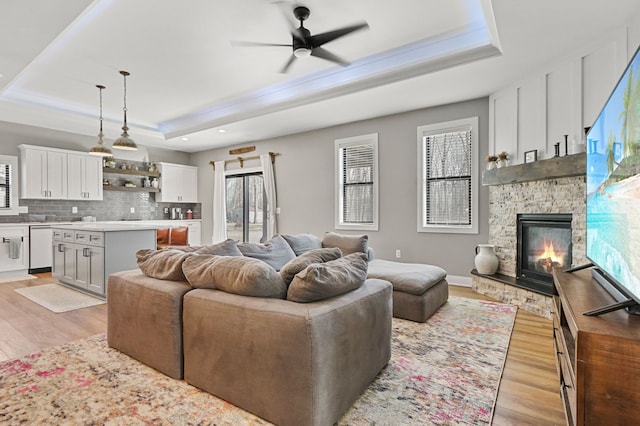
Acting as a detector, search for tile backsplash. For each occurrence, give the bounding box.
[0,191,200,223]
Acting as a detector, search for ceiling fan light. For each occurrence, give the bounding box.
[294,47,311,58]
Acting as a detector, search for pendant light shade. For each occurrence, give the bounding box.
[89,84,113,157]
[112,70,138,151]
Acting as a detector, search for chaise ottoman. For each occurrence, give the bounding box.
[367,259,448,322]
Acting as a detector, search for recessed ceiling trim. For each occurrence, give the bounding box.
[162,23,501,139]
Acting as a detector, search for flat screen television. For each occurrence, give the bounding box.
[584,44,640,316]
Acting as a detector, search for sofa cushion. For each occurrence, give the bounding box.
[238,235,296,271]
[280,233,322,256]
[321,232,368,256]
[195,238,243,256]
[287,252,368,302]
[136,249,195,282]
[279,247,343,286]
[182,254,287,299]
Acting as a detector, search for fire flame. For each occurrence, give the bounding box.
[537,240,563,271]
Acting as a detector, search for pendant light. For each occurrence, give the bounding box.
[88,84,113,156]
[112,70,138,150]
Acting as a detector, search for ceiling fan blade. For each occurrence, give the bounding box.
[310,47,349,66]
[231,40,292,48]
[280,54,297,73]
[272,1,304,40]
[308,22,369,48]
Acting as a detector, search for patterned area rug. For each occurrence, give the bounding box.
[0,296,516,425]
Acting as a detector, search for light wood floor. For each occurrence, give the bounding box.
[0,274,565,425]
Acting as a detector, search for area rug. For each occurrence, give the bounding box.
[14,283,105,313]
[0,296,516,425]
[0,274,36,284]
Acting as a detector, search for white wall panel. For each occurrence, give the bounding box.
[545,62,573,158]
[516,77,544,163]
[489,88,517,157]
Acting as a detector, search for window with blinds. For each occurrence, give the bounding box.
[0,163,9,209]
[335,134,378,230]
[417,117,478,234]
[0,155,18,216]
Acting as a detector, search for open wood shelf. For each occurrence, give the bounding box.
[103,186,159,193]
[482,153,585,186]
[103,167,160,178]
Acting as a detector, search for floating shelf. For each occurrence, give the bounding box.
[103,186,159,193]
[103,167,160,178]
[482,153,585,186]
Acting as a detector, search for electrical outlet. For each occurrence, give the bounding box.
[72,206,78,214]
[130,207,135,213]
[18,206,28,214]
[395,249,401,258]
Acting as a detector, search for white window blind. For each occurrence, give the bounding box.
[0,156,18,216]
[417,118,478,234]
[335,134,378,231]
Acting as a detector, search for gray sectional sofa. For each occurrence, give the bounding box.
[108,233,393,426]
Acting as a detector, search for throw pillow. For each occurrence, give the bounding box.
[136,249,196,282]
[237,235,296,271]
[182,254,287,299]
[195,238,243,256]
[280,233,322,255]
[287,252,368,303]
[279,247,342,286]
[321,232,368,256]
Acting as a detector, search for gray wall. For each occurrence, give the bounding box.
[192,97,490,277]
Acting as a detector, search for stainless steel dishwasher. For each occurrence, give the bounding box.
[29,225,53,273]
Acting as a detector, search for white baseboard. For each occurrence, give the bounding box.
[447,275,472,287]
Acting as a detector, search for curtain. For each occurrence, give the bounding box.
[261,154,277,238]
[211,160,227,243]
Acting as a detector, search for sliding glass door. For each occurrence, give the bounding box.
[226,173,267,243]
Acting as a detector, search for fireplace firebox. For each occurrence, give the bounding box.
[517,213,572,295]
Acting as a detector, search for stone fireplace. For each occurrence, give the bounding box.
[471,154,587,318]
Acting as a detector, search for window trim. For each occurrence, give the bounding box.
[416,117,478,234]
[0,155,18,216]
[335,133,379,231]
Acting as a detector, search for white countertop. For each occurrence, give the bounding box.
[52,223,160,232]
[0,219,200,228]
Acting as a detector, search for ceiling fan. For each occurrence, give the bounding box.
[233,4,369,73]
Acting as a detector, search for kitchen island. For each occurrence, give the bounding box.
[52,223,157,298]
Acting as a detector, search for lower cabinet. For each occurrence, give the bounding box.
[52,226,156,298]
[74,245,104,294]
[0,226,29,273]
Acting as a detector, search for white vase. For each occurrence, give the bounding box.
[486,162,496,171]
[496,159,508,168]
[475,244,499,275]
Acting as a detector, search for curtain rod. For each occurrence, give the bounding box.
[209,152,279,169]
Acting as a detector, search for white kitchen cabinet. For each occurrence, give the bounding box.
[156,162,198,202]
[0,226,29,273]
[67,153,103,200]
[19,145,68,199]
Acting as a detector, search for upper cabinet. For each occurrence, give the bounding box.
[18,145,103,200]
[67,153,103,200]
[19,145,68,199]
[156,162,198,203]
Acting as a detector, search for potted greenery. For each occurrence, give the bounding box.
[497,151,509,168]
[485,155,498,170]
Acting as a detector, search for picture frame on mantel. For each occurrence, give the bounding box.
[524,149,537,163]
